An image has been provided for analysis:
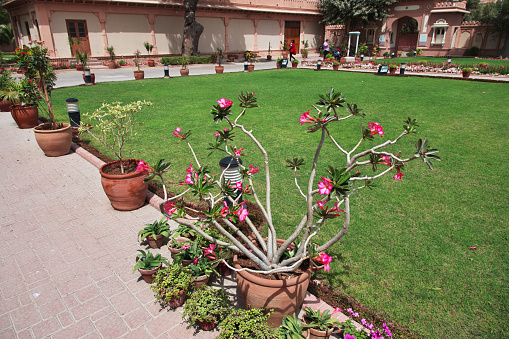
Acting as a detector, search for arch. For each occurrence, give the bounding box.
[397,16,418,51]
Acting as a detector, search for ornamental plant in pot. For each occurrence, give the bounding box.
[462,67,472,78]
[144,42,155,67]
[217,308,279,338]
[303,307,341,339]
[106,45,116,69]
[188,256,217,290]
[215,47,224,74]
[182,286,232,331]
[75,50,88,71]
[138,218,171,248]
[173,240,203,267]
[78,100,153,211]
[133,249,169,283]
[227,53,236,62]
[151,264,192,308]
[301,40,309,58]
[332,61,340,70]
[17,43,72,156]
[0,71,39,128]
[133,50,144,79]
[388,63,398,74]
[180,57,189,76]
[280,313,309,339]
[291,59,299,68]
[144,89,440,327]
[0,70,17,112]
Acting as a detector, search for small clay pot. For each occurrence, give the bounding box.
[180,69,189,77]
[193,275,209,290]
[168,290,186,308]
[134,70,145,80]
[147,234,164,249]
[196,318,218,331]
[215,66,224,74]
[147,59,155,67]
[138,264,161,283]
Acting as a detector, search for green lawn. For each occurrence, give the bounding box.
[51,70,509,338]
[373,56,509,68]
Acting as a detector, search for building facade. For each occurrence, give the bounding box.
[2,0,325,59]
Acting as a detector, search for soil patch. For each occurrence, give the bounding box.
[101,159,139,175]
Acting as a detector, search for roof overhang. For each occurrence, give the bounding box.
[430,9,470,14]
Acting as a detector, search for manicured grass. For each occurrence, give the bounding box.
[51,70,509,338]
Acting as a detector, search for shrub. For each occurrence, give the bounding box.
[160,56,212,65]
[469,46,480,56]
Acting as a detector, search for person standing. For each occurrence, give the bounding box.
[289,40,296,61]
[323,39,330,57]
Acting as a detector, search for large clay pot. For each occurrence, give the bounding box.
[180,69,189,77]
[193,275,209,290]
[247,64,255,72]
[82,73,96,85]
[33,123,72,157]
[228,55,235,62]
[10,104,38,129]
[0,99,13,112]
[99,159,148,211]
[134,70,144,80]
[333,65,339,71]
[147,234,164,249]
[462,71,471,78]
[76,65,84,71]
[234,239,312,327]
[292,62,298,68]
[389,67,397,75]
[107,61,116,69]
[138,264,161,283]
[147,59,155,67]
[215,66,224,74]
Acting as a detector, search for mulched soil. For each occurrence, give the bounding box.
[235,255,309,281]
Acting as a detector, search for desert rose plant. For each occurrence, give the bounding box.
[144,88,440,274]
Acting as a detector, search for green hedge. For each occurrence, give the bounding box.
[160,56,215,65]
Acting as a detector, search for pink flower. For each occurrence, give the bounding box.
[223,128,228,132]
[220,201,230,217]
[193,257,199,265]
[368,122,384,137]
[299,111,316,125]
[380,155,391,166]
[393,167,404,180]
[318,177,333,195]
[235,181,243,190]
[319,253,333,272]
[163,201,176,215]
[135,160,150,173]
[234,147,243,157]
[247,164,259,175]
[330,201,344,216]
[217,98,233,108]
[344,334,356,339]
[204,244,216,259]
[234,207,249,221]
[215,132,220,138]
[182,245,190,250]
[173,127,182,138]
[186,163,194,173]
[317,200,326,208]
[470,246,478,250]
[333,307,342,314]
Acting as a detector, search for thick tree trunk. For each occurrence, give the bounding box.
[182,0,204,56]
[498,35,509,58]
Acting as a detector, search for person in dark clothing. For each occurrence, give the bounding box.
[289,40,296,61]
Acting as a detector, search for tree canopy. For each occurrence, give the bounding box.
[318,0,397,33]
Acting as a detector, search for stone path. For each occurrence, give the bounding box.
[0,112,353,338]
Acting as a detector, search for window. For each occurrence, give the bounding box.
[366,28,375,44]
[24,21,32,42]
[431,19,448,46]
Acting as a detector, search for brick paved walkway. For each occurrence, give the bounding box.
[0,112,353,338]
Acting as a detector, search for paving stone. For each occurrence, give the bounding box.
[31,317,61,338]
[0,328,16,339]
[94,312,129,338]
[109,290,142,316]
[0,313,12,330]
[70,295,109,320]
[75,284,101,303]
[0,296,20,316]
[30,282,60,307]
[10,304,42,331]
[38,299,66,319]
[51,319,95,339]
[121,326,152,339]
[123,307,152,330]
[56,311,74,328]
[145,310,183,337]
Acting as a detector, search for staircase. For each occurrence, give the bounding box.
[87,58,108,69]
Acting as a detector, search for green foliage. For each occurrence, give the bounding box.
[132,249,168,272]
[340,319,369,339]
[217,308,279,338]
[279,313,307,339]
[160,56,214,65]
[303,307,341,332]
[469,46,480,56]
[106,46,115,61]
[318,0,397,30]
[143,41,154,54]
[216,47,224,66]
[188,257,216,277]
[182,286,232,326]
[118,60,126,66]
[291,59,299,64]
[173,241,203,265]
[138,218,170,242]
[151,264,192,305]
[75,51,88,67]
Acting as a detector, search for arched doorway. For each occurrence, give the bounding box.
[397,17,418,51]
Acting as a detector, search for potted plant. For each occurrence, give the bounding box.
[383,51,390,59]
[357,43,369,61]
[173,240,203,267]
[133,249,169,283]
[282,40,289,58]
[276,57,283,69]
[291,59,299,68]
[78,100,153,210]
[372,44,381,58]
[138,218,171,248]
[303,307,341,339]
[267,42,272,61]
[106,45,116,69]
[145,89,440,326]
[215,47,224,74]
[0,71,39,128]
[188,256,216,290]
[280,313,309,339]
[397,51,402,57]
[332,61,340,71]
[133,50,144,80]
[247,52,257,72]
[144,42,155,67]
[151,264,193,308]
[217,308,279,338]
[75,50,88,71]
[180,57,189,76]
[462,67,472,78]
[388,63,398,74]
[0,70,16,112]
[227,53,236,62]
[301,40,309,58]
[182,286,232,331]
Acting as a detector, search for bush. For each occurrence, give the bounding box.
[160,56,213,65]
[469,46,480,56]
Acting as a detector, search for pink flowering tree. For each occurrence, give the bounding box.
[146,88,440,274]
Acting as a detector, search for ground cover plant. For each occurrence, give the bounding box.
[51,70,509,339]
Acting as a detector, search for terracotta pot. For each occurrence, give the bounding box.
[10,104,38,129]
[134,70,144,80]
[267,55,272,61]
[276,62,281,69]
[76,65,84,71]
[389,67,397,74]
[462,71,471,78]
[292,62,298,68]
[193,275,210,290]
[147,234,164,249]
[234,239,312,327]
[215,66,224,74]
[0,99,13,112]
[333,65,339,71]
[33,123,72,157]
[282,51,288,58]
[247,64,255,72]
[182,259,193,267]
[168,290,186,308]
[217,262,232,276]
[138,264,161,283]
[99,159,148,211]
[228,56,235,62]
[196,318,218,331]
[311,263,324,272]
[82,73,96,85]
[147,59,155,67]
[108,61,116,69]
[308,326,334,339]
[180,69,189,77]
[302,53,308,59]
